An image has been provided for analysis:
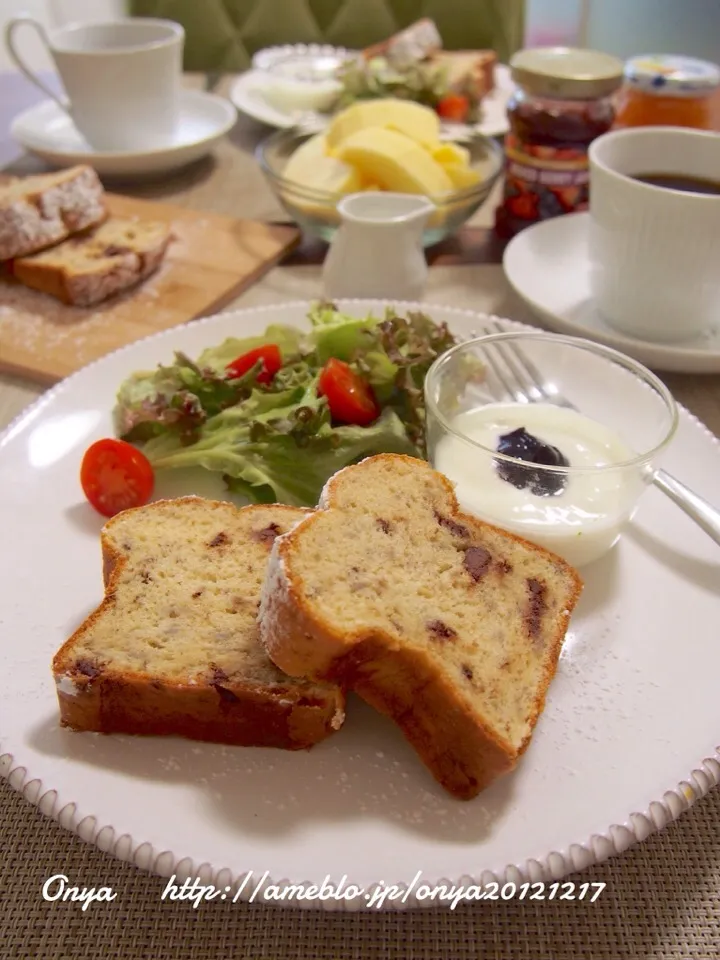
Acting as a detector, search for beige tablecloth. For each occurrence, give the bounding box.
[1,76,720,960]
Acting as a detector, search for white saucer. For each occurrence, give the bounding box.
[229,64,513,138]
[503,212,720,375]
[10,89,237,178]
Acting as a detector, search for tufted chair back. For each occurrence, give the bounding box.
[129,0,526,70]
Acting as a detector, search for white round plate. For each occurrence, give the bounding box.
[251,43,352,73]
[1,301,719,909]
[503,212,720,375]
[229,64,513,137]
[229,69,318,129]
[10,90,236,178]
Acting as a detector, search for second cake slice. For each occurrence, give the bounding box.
[12,216,172,306]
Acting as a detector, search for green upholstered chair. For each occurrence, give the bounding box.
[128,0,526,72]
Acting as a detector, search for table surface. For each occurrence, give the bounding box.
[1,73,719,960]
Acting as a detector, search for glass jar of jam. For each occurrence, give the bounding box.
[615,54,720,130]
[496,47,624,239]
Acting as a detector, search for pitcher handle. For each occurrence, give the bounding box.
[4,16,71,113]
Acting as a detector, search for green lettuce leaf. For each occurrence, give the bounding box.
[113,352,265,445]
[307,301,380,364]
[143,404,416,506]
[113,326,307,445]
[111,301,465,505]
[197,325,305,372]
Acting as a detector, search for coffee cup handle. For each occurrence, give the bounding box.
[4,16,71,114]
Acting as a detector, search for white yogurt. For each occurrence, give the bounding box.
[263,75,342,113]
[262,57,343,114]
[432,402,643,567]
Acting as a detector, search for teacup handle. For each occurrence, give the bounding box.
[4,16,71,113]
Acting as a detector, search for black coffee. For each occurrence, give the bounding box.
[632,172,720,195]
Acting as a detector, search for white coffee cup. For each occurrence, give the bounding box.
[4,17,184,153]
[588,126,720,342]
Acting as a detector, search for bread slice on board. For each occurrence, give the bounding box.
[0,164,106,260]
[53,497,345,749]
[12,216,172,306]
[258,455,583,799]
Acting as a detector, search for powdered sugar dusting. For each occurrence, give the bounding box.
[55,675,79,697]
[318,469,345,509]
[0,258,176,373]
[318,458,375,508]
[257,542,292,651]
[257,530,345,732]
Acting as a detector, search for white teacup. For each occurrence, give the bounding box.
[5,17,184,153]
[588,126,720,343]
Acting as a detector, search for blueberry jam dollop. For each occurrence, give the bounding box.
[495,427,570,497]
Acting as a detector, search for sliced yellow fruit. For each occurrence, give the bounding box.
[442,163,482,190]
[336,127,453,196]
[326,99,441,151]
[282,131,325,170]
[282,132,362,194]
[432,142,471,167]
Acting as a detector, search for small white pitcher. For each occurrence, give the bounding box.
[323,192,434,301]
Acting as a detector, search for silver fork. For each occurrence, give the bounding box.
[477,321,720,548]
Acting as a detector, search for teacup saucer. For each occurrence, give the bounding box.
[503,212,720,374]
[10,89,236,178]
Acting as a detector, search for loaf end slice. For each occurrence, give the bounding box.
[0,165,106,260]
[259,454,582,798]
[53,497,345,749]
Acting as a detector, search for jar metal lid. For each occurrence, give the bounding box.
[624,54,720,97]
[510,47,624,99]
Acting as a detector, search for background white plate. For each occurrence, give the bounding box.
[10,90,237,178]
[251,43,352,73]
[1,301,719,909]
[503,213,720,375]
[229,64,513,138]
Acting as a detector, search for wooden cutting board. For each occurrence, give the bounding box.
[0,193,300,385]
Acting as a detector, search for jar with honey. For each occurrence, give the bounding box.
[614,54,720,130]
[495,47,624,239]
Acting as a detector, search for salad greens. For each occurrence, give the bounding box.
[112,303,458,507]
[335,56,483,123]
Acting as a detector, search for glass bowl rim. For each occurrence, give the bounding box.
[424,330,680,473]
[255,126,505,204]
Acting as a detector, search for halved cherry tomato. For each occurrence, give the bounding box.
[436,93,470,123]
[318,358,379,426]
[80,438,155,518]
[226,344,282,385]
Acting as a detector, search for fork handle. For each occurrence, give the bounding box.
[652,469,720,548]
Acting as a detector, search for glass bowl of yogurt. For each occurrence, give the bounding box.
[424,331,679,568]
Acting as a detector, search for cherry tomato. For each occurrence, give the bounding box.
[80,438,155,518]
[318,358,380,426]
[436,94,470,123]
[226,344,282,385]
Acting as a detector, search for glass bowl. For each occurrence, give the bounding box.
[256,126,504,246]
[424,331,679,568]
